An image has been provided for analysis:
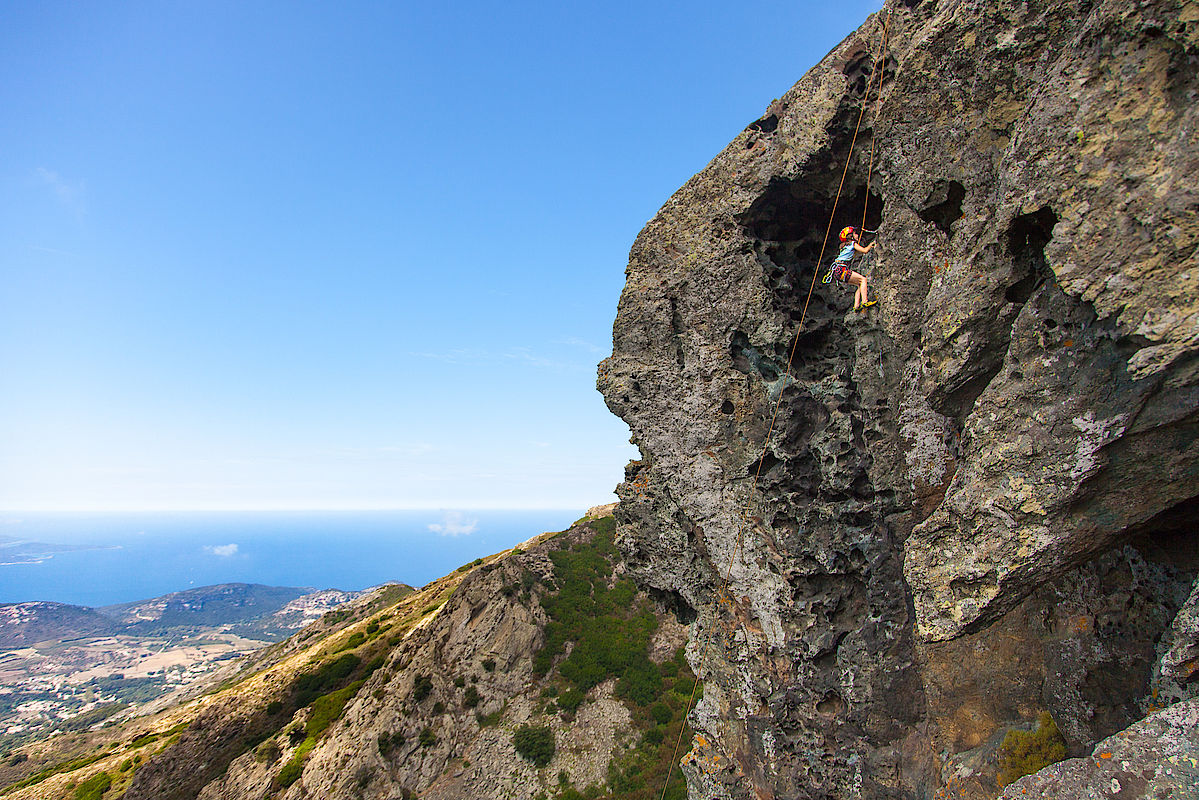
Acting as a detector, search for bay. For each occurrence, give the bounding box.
[0,509,581,607]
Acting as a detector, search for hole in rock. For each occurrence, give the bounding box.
[1166,46,1199,109]
[739,178,884,276]
[918,180,966,237]
[933,206,1059,424]
[1123,493,1199,573]
[841,48,897,103]
[721,399,735,414]
[816,691,845,717]
[649,588,698,625]
[747,113,779,134]
[747,451,782,478]
[1007,206,1058,304]
[730,330,782,381]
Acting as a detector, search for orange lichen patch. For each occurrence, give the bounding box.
[1063,338,1074,347]
[1099,752,1113,759]
[695,735,709,747]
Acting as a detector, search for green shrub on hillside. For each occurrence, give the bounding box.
[5,752,110,793]
[273,753,305,790]
[534,526,660,704]
[255,741,281,763]
[997,712,1067,786]
[273,680,366,790]
[556,688,585,712]
[513,725,555,767]
[413,674,433,702]
[477,705,505,727]
[378,731,405,753]
[293,653,361,707]
[532,516,697,800]
[308,680,364,739]
[73,772,112,800]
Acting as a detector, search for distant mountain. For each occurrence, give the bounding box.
[0,602,120,647]
[0,584,369,647]
[98,583,317,635]
[0,583,379,754]
[0,535,108,565]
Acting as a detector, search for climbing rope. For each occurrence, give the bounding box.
[657,7,894,800]
[859,18,892,241]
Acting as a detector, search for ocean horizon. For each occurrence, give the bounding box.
[0,509,585,608]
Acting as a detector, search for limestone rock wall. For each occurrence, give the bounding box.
[598,0,1198,798]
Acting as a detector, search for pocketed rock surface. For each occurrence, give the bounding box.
[598,0,1198,798]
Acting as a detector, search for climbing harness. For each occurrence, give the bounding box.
[822,261,852,284]
[656,8,894,800]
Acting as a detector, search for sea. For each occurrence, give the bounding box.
[0,510,583,608]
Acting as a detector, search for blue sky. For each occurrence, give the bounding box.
[0,0,882,511]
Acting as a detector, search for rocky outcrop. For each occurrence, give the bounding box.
[998,699,1199,800]
[599,0,1198,798]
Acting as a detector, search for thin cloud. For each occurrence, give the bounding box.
[408,348,487,365]
[204,543,239,557]
[34,168,86,212]
[28,245,78,258]
[427,511,478,537]
[558,337,606,356]
[501,347,587,372]
[412,347,587,372]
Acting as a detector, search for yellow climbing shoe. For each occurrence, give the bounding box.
[859,299,878,309]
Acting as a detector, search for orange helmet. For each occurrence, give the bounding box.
[839,226,856,242]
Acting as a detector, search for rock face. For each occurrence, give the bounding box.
[598,0,1198,798]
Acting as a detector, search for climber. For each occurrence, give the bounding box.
[823,226,877,310]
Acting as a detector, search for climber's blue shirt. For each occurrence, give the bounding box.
[835,242,856,263]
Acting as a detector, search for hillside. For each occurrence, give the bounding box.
[0,604,120,649]
[0,513,698,800]
[98,584,352,640]
[0,585,367,753]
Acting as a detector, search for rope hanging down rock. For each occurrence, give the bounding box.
[656,7,894,800]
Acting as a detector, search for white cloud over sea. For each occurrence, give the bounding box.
[204,543,239,557]
[427,511,478,537]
